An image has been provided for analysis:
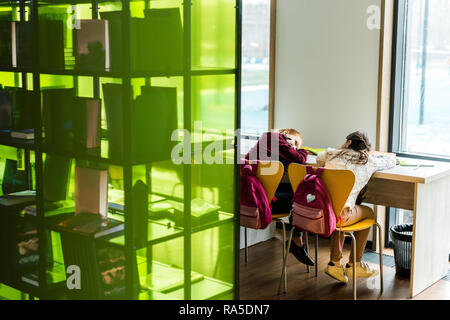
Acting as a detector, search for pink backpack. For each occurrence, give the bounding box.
[240,161,272,229]
[290,166,336,237]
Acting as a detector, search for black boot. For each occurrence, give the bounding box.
[287,240,315,266]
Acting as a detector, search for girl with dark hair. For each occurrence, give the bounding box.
[316,131,396,283]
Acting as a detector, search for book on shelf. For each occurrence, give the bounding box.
[75,166,108,217]
[168,198,220,227]
[0,21,14,67]
[190,198,221,219]
[0,87,34,132]
[103,84,178,161]
[74,19,110,71]
[102,83,123,159]
[15,21,32,68]
[42,88,76,149]
[99,11,122,72]
[56,212,124,239]
[127,8,183,73]
[0,88,13,130]
[39,20,65,70]
[24,204,36,216]
[142,8,183,73]
[43,154,72,203]
[133,86,178,161]
[72,97,101,152]
[2,159,29,194]
[141,262,204,293]
[0,190,35,206]
[12,89,34,131]
[21,273,39,287]
[11,129,34,140]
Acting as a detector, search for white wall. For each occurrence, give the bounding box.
[274,0,381,148]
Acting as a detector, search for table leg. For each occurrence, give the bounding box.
[410,177,450,297]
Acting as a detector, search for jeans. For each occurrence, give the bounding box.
[330,205,374,264]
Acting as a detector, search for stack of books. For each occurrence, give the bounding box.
[0,190,35,207]
[55,213,124,239]
[11,129,34,140]
[24,205,36,216]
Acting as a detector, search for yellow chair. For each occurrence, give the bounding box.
[280,163,384,300]
[242,161,286,263]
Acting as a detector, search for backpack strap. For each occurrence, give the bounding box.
[306,165,314,174]
[315,167,325,177]
[306,165,325,177]
[241,160,258,177]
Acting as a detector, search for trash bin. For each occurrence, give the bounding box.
[390,224,413,278]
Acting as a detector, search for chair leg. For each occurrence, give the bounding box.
[305,232,310,273]
[282,222,286,270]
[375,222,384,293]
[349,232,357,300]
[244,227,248,264]
[278,222,286,294]
[278,227,295,294]
[283,224,288,292]
[315,234,319,278]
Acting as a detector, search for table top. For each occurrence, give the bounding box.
[373,157,450,184]
[306,155,450,184]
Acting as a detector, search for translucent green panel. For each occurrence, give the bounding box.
[98,2,122,14]
[0,72,21,87]
[191,223,234,299]
[39,74,73,89]
[187,73,236,299]
[0,7,18,20]
[26,74,33,90]
[0,284,28,300]
[77,76,93,97]
[192,0,236,68]
[130,0,183,18]
[150,161,184,199]
[192,74,235,130]
[0,0,237,301]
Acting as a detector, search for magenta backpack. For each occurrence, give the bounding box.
[240,161,272,229]
[290,166,336,237]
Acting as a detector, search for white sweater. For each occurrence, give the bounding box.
[317,148,397,210]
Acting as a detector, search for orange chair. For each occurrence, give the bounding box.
[279,163,384,299]
[242,161,286,263]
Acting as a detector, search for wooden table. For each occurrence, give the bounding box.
[363,158,450,298]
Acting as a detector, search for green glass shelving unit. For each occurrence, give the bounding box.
[0,0,241,300]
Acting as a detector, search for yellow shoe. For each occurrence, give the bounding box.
[346,262,379,278]
[325,262,348,283]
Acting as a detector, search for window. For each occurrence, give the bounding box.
[241,0,271,136]
[391,0,450,160]
[388,0,450,246]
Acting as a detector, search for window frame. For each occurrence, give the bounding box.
[240,0,276,137]
[389,0,450,163]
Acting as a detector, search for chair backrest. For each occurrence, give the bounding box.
[249,160,284,204]
[288,163,355,217]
